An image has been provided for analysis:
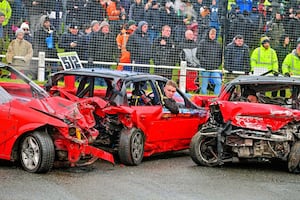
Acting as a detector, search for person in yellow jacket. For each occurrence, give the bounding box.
[250,36,279,75]
[0,0,11,26]
[282,41,300,77]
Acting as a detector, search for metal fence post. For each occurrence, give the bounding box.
[37,52,45,82]
[179,61,187,93]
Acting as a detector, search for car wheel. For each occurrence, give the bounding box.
[190,132,219,167]
[118,128,144,166]
[288,141,300,173]
[20,131,55,173]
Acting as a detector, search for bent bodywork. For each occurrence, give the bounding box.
[190,75,300,173]
[0,64,114,173]
[46,68,208,165]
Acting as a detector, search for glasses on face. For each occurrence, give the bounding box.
[23,29,29,31]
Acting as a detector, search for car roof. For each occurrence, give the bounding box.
[51,68,168,82]
[230,75,300,85]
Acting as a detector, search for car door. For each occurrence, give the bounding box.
[134,80,204,142]
[0,87,16,159]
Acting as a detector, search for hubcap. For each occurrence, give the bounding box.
[131,132,143,161]
[21,136,40,170]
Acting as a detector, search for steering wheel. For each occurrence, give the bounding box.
[146,92,156,105]
[238,96,249,102]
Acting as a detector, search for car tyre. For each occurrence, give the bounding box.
[20,131,55,173]
[118,128,144,166]
[190,132,219,167]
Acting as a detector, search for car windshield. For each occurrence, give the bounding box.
[228,82,300,109]
[0,65,49,99]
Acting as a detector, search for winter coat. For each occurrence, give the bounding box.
[66,0,85,24]
[282,50,300,76]
[145,7,161,31]
[6,38,33,69]
[33,26,58,58]
[274,38,290,71]
[126,29,152,64]
[250,46,278,73]
[266,19,285,47]
[24,0,48,15]
[159,7,177,29]
[88,31,118,62]
[0,0,11,26]
[106,1,121,21]
[77,31,91,60]
[228,14,255,46]
[128,2,145,22]
[59,32,81,53]
[224,42,250,73]
[83,0,106,24]
[178,39,200,68]
[287,17,300,43]
[196,36,222,70]
[152,36,178,66]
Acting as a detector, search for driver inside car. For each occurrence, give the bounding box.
[163,80,179,114]
[247,94,259,103]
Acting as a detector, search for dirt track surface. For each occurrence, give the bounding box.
[1,151,299,200]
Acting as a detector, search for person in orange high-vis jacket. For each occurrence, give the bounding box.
[106,0,122,21]
[116,20,137,71]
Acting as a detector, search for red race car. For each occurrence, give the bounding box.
[45,68,208,165]
[0,64,114,173]
[190,75,300,173]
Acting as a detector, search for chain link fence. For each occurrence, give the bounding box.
[1,0,299,94]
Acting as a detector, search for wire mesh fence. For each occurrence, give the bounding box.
[0,0,299,95]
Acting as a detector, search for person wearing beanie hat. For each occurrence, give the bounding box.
[127,20,137,28]
[15,28,24,37]
[137,21,148,31]
[88,18,118,85]
[20,22,29,30]
[91,20,100,33]
[260,36,270,45]
[126,20,152,72]
[99,21,110,30]
[6,28,33,79]
[250,35,278,75]
[20,22,33,44]
[34,13,59,78]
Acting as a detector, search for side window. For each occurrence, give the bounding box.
[127,80,157,106]
[158,80,186,107]
[0,87,12,104]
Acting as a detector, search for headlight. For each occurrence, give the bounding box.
[69,127,76,136]
[69,127,82,140]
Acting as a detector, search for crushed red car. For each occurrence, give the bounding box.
[190,75,300,173]
[45,68,208,165]
[0,64,114,173]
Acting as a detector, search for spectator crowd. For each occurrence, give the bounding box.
[0,0,299,95]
